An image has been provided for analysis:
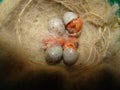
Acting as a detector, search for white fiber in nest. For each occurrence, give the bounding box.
[0,0,120,66]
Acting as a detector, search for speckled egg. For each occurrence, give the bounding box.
[45,45,63,64]
[63,48,79,65]
[48,18,65,36]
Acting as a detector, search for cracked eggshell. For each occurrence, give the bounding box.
[63,12,78,25]
[45,45,63,64]
[63,48,79,65]
[48,18,65,36]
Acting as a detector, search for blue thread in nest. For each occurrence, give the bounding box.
[0,0,3,3]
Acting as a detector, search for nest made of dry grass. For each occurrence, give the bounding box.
[0,0,120,66]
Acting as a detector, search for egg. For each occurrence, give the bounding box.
[63,48,79,65]
[48,18,65,36]
[63,12,78,25]
[63,12,83,36]
[45,45,63,64]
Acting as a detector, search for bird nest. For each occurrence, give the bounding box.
[0,0,120,66]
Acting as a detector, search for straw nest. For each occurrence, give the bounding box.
[0,0,120,67]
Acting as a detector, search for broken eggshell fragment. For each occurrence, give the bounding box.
[63,12,78,25]
[63,12,83,36]
[48,18,65,36]
[45,45,63,65]
[63,48,79,65]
